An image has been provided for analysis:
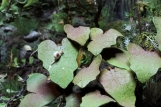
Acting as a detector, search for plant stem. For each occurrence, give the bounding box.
[7,0,13,12]
[137,5,142,34]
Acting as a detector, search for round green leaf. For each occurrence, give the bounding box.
[38,40,61,70]
[49,38,78,88]
[127,43,161,83]
[38,38,78,88]
[99,68,136,107]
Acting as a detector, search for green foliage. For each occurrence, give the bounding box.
[0,75,22,96]
[24,0,39,7]
[80,52,93,66]
[0,0,9,11]
[0,74,23,105]
[12,17,38,35]
[132,32,157,50]
[98,4,111,30]
[49,13,68,32]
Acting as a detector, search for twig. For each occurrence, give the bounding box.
[29,49,38,58]
[94,0,104,27]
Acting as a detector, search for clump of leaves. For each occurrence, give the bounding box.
[19,23,161,107]
[36,24,136,107]
[12,17,38,35]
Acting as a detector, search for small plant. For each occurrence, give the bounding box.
[18,21,161,106]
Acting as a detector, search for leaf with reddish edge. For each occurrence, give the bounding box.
[65,93,81,107]
[19,73,60,107]
[99,68,136,107]
[87,29,123,55]
[80,90,115,107]
[107,49,130,70]
[64,24,90,46]
[73,55,102,88]
[127,43,161,83]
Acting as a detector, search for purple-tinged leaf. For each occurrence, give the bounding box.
[19,73,60,107]
[64,24,90,46]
